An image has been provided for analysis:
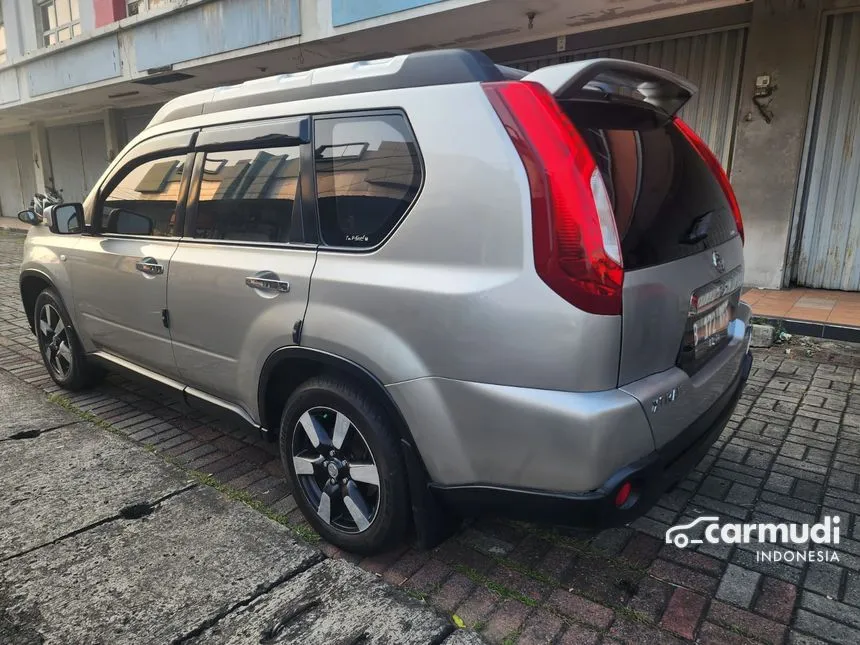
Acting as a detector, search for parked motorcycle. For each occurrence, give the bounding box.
[29,188,63,219]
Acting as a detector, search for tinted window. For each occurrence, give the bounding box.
[102,155,186,236]
[193,146,300,243]
[564,102,737,271]
[314,114,421,248]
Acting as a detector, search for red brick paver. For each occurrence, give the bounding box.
[660,588,708,639]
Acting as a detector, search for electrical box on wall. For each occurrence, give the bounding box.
[755,74,772,97]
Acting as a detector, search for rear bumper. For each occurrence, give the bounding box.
[432,350,753,528]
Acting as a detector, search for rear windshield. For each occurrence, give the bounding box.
[563,101,737,271]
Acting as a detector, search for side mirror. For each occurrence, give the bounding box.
[44,203,84,235]
[17,210,40,225]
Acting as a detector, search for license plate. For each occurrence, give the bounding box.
[693,300,732,351]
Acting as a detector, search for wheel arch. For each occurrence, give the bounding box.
[258,346,454,548]
[258,347,413,445]
[20,269,56,333]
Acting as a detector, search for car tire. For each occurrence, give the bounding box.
[279,376,410,555]
[34,289,105,391]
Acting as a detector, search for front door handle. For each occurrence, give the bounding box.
[135,257,164,276]
[245,275,291,293]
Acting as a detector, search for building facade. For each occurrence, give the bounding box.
[0,0,858,291]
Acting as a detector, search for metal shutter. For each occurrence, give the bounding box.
[794,11,860,291]
[47,122,108,203]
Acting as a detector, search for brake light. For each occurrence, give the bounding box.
[674,118,744,244]
[482,81,623,316]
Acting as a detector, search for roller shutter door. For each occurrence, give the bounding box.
[794,11,860,290]
[47,122,108,203]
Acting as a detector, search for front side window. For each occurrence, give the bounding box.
[37,0,81,46]
[101,155,186,236]
[314,113,421,248]
[192,145,301,243]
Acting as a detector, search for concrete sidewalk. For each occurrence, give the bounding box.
[0,216,29,233]
[0,368,482,645]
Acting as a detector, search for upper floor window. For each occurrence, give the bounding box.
[126,0,170,17]
[37,0,81,47]
[0,6,7,64]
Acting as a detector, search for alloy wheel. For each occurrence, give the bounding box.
[38,304,73,380]
[291,406,381,533]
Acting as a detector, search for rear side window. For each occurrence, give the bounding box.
[314,114,421,248]
[564,102,737,271]
[193,145,300,243]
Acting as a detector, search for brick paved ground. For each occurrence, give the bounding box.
[3,228,860,644]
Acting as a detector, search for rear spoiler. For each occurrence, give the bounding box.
[523,58,697,117]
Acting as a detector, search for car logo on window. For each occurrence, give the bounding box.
[712,252,725,273]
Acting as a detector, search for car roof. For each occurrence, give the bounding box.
[148,49,527,130]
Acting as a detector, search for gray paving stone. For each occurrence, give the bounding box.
[459,528,514,557]
[765,472,795,495]
[0,485,321,645]
[843,573,860,608]
[788,630,834,645]
[725,483,757,506]
[699,475,732,500]
[730,547,802,585]
[803,563,844,597]
[716,564,761,608]
[800,592,860,629]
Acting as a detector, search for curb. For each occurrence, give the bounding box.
[754,316,860,345]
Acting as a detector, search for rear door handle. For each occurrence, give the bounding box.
[135,257,164,276]
[245,276,291,293]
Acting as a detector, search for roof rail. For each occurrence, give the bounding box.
[148,49,510,129]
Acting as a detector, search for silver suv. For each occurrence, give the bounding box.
[18,50,752,554]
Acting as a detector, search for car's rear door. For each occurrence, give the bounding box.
[525,60,751,447]
[165,117,317,423]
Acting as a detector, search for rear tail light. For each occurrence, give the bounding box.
[482,81,623,316]
[674,118,744,244]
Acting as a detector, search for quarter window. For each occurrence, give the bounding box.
[192,146,301,243]
[101,155,186,236]
[314,114,421,248]
[36,0,81,46]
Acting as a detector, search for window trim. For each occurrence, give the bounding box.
[182,118,314,248]
[310,108,425,254]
